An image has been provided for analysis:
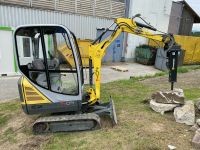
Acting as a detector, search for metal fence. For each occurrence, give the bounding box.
[0,0,125,18]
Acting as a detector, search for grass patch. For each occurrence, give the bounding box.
[184,88,200,101]
[2,127,16,143]
[130,72,167,81]
[0,114,11,126]
[43,66,200,150]
[0,101,20,112]
[0,101,20,128]
[129,65,200,82]
[177,67,189,73]
[188,65,200,70]
[43,78,195,150]
[2,65,200,150]
[177,65,200,73]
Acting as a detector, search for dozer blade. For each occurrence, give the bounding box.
[32,113,101,134]
[91,99,118,126]
[109,99,118,125]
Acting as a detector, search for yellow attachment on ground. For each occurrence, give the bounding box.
[149,35,200,64]
[22,77,51,105]
[58,39,92,67]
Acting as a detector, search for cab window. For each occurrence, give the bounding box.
[15,26,79,95]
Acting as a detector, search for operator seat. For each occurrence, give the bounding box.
[29,59,47,88]
[29,59,62,93]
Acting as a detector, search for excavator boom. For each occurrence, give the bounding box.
[87,17,178,105]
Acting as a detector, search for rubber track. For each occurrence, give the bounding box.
[33,113,101,133]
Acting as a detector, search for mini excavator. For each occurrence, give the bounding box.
[14,14,181,133]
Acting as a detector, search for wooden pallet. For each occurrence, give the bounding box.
[0,74,7,77]
[111,66,128,72]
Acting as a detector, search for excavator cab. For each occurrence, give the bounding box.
[14,25,84,114]
[14,25,116,133]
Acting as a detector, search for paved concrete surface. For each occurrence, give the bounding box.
[0,63,160,101]
[0,76,19,101]
[96,62,160,83]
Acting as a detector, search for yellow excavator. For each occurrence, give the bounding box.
[14,14,181,133]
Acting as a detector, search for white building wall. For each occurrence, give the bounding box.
[125,0,172,60]
[0,30,15,75]
[0,5,114,39]
[0,4,114,75]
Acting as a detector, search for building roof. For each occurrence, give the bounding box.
[176,0,200,23]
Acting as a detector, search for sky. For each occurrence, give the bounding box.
[180,0,200,31]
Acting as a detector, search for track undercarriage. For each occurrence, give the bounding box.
[33,99,117,134]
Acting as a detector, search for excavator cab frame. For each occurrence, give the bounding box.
[14,25,84,114]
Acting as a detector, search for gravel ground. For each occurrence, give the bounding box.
[0,76,19,101]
